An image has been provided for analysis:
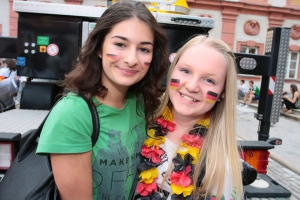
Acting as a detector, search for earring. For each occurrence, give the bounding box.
[218,93,225,102]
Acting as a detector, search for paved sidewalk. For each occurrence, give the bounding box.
[236,105,300,199]
[267,159,300,199]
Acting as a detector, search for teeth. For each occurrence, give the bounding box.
[181,93,197,102]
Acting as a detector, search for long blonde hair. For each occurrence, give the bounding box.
[156,35,243,199]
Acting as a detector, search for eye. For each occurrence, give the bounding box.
[115,43,125,48]
[205,78,215,85]
[180,68,190,74]
[139,48,150,53]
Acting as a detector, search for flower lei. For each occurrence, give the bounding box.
[136,106,210,199]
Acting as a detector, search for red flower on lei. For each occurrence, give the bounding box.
[141,145,164,163]
[156,118,176,132]
[170,165,192,187]
[181,134,204,148]
[136,182,157,196]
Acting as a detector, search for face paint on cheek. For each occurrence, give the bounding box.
[106,54,117,60]
[170,78,180,90]
[144,62,151,67]
[206,91,218,104]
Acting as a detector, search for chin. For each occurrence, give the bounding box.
[175,108,199,117]
[116,78,140,87]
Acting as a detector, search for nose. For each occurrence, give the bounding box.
[124,48,138,67]
[185,78,200,93]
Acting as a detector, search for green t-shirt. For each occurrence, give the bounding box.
[253,85,260,96]
[37,93,146,200]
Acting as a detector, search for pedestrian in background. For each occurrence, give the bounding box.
[238,79,248,100]
[0,59,17,83]
[240,80,260,108]
[0,75,18,112]
[282,84,299,114]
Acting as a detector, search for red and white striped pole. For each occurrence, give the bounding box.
[268,76,276,95]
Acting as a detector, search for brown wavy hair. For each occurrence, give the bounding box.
[63,2,168,126]
[5,59,17,71]
[290,84,298,94]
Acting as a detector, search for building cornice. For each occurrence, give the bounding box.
[64,0,83,5]
[187,0,300,21]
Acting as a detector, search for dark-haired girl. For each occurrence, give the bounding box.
[37,2,168,199]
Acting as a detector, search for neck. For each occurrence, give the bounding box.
[172,107,204,128]
[167,107,204,144]
[97,86,128,109]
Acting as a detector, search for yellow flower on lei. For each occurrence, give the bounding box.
[170,183,194,197]
[197,117,210,128]
[144,129,165,149]
[161,106,173,121]
[177,146,200,164]
[139,168,159,184]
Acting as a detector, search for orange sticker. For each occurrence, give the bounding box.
[40,46,46,53]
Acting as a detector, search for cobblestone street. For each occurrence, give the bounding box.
[260,159,300,200]
[237,106,300,199]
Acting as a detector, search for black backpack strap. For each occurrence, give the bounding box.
[79,94,99,147]
[18,94,99,161]
[8,70,12,77]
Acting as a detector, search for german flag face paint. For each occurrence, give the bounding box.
[144,62,151,67]
[106,54,117,60]
[206,91,218,104]
[170,78,180,90]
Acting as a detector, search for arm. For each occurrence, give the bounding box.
[37,96,95,200]
[283,92,299,103]
[51,151,93,200]
[249,87,253,93]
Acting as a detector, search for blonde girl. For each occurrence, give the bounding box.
[135,35,243,200]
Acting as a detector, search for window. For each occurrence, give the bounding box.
[286,52,299,79]
[240,46,258,54]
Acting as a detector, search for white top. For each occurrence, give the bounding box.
[155,137,235,199]
[0,67,16,81]
[238,83,248,94]
[155,137,179,198]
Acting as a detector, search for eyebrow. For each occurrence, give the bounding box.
[112,35,153,46]
[204,72,222,80]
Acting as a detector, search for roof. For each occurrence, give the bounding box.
[13,1,214,29]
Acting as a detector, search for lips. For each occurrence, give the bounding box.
[179,92,199,102]
[118,67,138,75]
